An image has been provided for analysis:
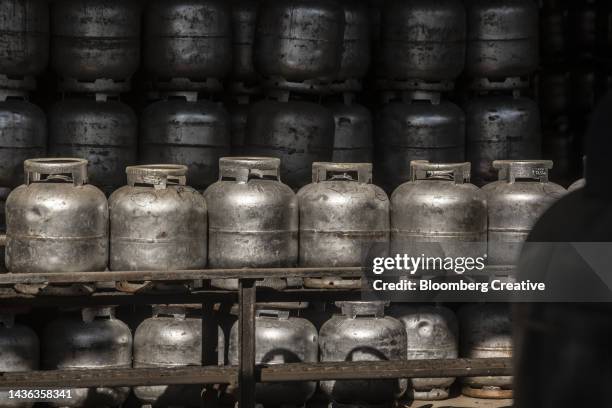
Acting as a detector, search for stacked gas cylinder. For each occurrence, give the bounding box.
[0,1,588,407]
[46,0,140,195]
[0,0,48,274]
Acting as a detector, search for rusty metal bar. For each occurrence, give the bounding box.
[0,366,237,390]
[259,358,512,382]
[0,359,512,390]
[238,279,257,408]
[0,267,362,285]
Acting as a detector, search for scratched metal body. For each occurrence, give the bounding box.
[390,161,487,264]
[133,305,224,407]
[5,159,108,274]
[109,165,207,271]
[204,157,298,290]
[319,301,408,406]
[0,313,39,408]
[388,304,458,400]
[43,307,132,408]
[229,308,318,406]
[298,163,388,288]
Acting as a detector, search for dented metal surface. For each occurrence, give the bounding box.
[229,308,318,406]
[5,159,109,274]
[43,307,132,408]
[298,163,388,288]
[204,157,298,290]
[109,165,207,272]
[390,161,487,264]
[388,304,459,401]
[319,301,408,406]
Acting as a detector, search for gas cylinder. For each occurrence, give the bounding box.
[388,304,458,400]
[376,91,465,193]
[459,303,513,399]
[43,307,132,407]
[48,94,137,194]
[0,313,39,408]
[297,163,388,288]
[51,0,141,93]
[246,95,335,189]
[229,308,318,406]
[5,158,108,273]
[465,0,539,80]
[0,0,49,90]
[254,0,345,90]
[483,161,566,274]
[390,161,487,269]
[109,165,207,271]
[204,157,298,289]
[133,305,224,407]
[465,92,542,186]
[140,93,231,191]
[319,301,407,406]
[144,0,232,91]
[379,0,466,85]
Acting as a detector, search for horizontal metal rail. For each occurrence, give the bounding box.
[0,366,237,389]
[0,267,363,285]
[0,359,512,390]
[260,358,513,382]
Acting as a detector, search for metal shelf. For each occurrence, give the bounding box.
[0,238,513,407]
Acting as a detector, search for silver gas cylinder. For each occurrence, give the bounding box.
[109,165,207,272]
[245,95,335,189]
[482,161,566,277]
[48,94,138,194]
[43,307,132,407]
[375,91,465,193]
[0,313,39,408]
[144,0,232,91]
[203,157,298,290]
[465,91,542,186]
[5,158,108,273]
[459,303,513,399]
[139,93,231,191]
[0,0,49,91]
[133,305,224,407]
[388,304,458,400]
[297,163,389,289]
[379,0,466,86]
[51,0,141,93]
[319,301,408,406]
[229,308,318,407]
[465,0,539,80]
[390,161,487,273]
[254,0,345,91]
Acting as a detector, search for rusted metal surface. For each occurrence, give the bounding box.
[0,267,363,285]
[0,359,512,390]
[259,358,512,382]
[0,366,237,390]
[239,279,257,408]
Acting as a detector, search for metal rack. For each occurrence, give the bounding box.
[0,236,513,407]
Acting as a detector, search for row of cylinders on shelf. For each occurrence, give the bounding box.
[1,157,572,283]
[0,301,512,407]
[0,0,539,94]
[0,88,542,195]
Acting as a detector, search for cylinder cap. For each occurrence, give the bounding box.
[219,157,281,182]
[493,160,553,183]
[410,160,471,184]
[24,158,88,186]
[126,164,187,188]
